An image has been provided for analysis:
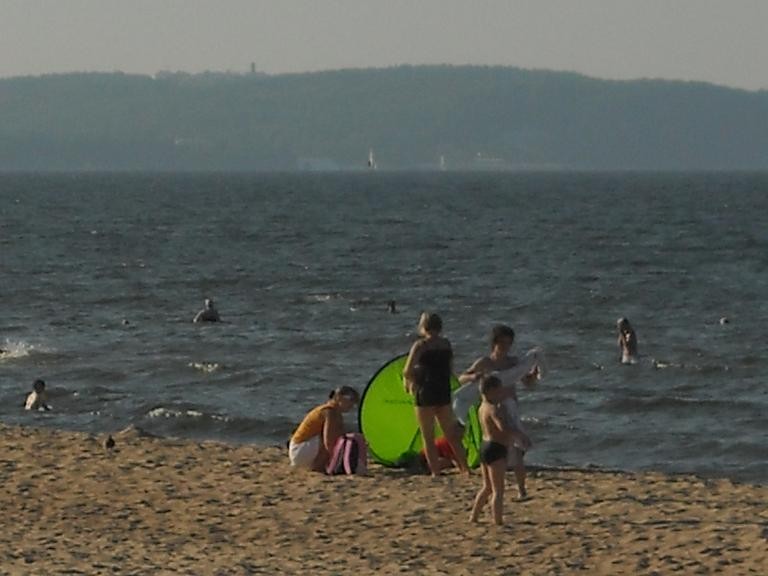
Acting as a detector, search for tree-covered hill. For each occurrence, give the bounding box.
[1,66,766,171]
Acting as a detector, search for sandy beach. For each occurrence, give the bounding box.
[0,424,765,575]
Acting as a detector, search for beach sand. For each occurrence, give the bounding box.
[1,424,765,575]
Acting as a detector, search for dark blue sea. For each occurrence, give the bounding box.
[1,172,766,482]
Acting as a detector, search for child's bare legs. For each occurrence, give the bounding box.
[415,407,439,476]
[470,464,491,522]
[435,406,469,474]
[512,448,527,499]
[488,458,506,525]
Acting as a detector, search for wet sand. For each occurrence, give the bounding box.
[1,424,765,575]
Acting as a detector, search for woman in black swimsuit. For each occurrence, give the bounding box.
[403,312,469,476]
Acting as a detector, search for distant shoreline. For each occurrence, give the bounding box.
[3,168,768,176]
[2,65,766,171]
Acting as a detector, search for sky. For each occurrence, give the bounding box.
[1,0,766,91]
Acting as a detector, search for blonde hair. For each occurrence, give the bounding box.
[418,311,443,336]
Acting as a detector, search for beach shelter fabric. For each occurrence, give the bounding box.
[358,354,482,468]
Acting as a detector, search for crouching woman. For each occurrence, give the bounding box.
[288,386,360,472]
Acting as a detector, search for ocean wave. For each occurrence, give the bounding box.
[188,362,223,374]
[600,395,760,414]
[739,355,761,366]
[519,415,541,426]
[0,339,51,361]
[141,405,295,441]
[650,359,732,373]
[146,406,232,422]
[76,384,128,403]
[307,293,339,302]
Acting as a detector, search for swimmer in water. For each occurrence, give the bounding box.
[25,379,51,411]
[193,298,220,323]
[387,300,397,314]
[617,318,638,364]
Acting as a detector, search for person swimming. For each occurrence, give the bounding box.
[617,317,638,364]
[25,379,51,411]
[193,298,220,323]
[387,300,397,314]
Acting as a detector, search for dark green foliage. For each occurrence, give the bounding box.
[1,66,766,170]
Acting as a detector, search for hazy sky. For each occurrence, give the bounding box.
[2,0,766,91]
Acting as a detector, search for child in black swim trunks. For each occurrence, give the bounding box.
[470,375,531,526]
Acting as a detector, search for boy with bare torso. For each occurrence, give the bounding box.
[470,375,531,526]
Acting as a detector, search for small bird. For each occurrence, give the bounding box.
[104,435,116,451]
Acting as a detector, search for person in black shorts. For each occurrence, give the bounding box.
[470,375,531,525]
[403,312,469,476]
[480,438,508,466]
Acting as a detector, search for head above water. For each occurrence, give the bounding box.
[490,324,515,351]
[418,312,443,337]
[617,317,631,331]
[32,379,46,393]
[205,298,215,309]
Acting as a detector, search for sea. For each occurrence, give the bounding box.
[1,171,766,483]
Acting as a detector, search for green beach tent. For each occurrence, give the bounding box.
[358,354,482,468]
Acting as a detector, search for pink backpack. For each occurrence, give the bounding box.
[326,433,368,475]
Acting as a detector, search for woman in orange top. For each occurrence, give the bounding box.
[289,386,360,472]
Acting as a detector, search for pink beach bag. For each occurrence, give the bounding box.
[326,433,368,475]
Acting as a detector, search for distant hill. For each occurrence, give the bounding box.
[1,66,767,171]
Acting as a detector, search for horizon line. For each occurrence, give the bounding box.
[1,63,765,94]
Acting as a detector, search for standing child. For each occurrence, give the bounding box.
[456,324,542,496]
[470,375,531,526]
